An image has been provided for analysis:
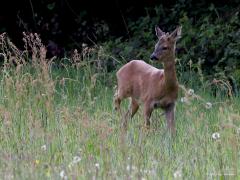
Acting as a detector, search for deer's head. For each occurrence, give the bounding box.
[150,26,181,62]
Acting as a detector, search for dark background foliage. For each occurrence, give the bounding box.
[1,0,238,51]
[1,0,160,53]
[0,0,240,90]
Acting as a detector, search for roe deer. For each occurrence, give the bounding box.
[114,26,181,134]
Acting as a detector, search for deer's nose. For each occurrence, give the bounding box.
[150,54,158,61]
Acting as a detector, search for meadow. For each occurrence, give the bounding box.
[0,33,240,179]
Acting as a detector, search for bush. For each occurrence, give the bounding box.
[103,3,240,94]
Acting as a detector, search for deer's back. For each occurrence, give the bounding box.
[116,60,164,100]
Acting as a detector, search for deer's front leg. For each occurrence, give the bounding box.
[143,101,153,128]
[165,103,176,135]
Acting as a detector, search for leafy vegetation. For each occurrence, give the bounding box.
[103,4,240,92]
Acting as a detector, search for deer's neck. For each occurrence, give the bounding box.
[163,55,178,91]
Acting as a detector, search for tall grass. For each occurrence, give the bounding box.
[0,33,239,179]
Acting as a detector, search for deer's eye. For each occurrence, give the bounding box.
[162,47,168,50]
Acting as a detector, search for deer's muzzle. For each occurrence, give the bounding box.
[150,54,158,61]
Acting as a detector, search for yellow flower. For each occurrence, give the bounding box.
[35,159,40,165]
[46,169,50,177]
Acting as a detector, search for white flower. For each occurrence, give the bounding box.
[212,132,220,140]
[173,170,182,178]
[205,102,212,109]
[41,145,47,151]
[180,97,188,103]
[60,170,65,177]
[126,165,137,171]
[68,163,73,169]
[142,169,152,174]
[72,156,81,164]
[60,170,67,179]
[82,43,87,48]
[237,128,240,135]
[68,156,81,168]
[95,163,100,169]
[187,89,194,96]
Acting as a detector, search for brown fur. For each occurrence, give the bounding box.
[114,26,182,135]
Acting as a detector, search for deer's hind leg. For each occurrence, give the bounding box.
[143,101,153,128]
[121,98,139,129]
[123,98,139,126]
[130,98,139,118]
[114,87,129,127]
[114,89,122,114]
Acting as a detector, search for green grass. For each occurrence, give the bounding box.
[0,61,239,180]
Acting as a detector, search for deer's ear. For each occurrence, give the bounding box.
[170,26,182,40]
[155,26,165,38]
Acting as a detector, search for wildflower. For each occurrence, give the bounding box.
[82,43,87,48]
[173,170,182,178]
[68,156,81,168]
[237,127,240,135]
[95,163,100,169]
[72,156,81,164]
[187,89,194,96]
[205,102,212,109]
[35,159,40,165]
[126,165,137,171]
[142,169,151,174]
[180,97,188,103]
[46,169,50,177]
[60,170,67,179]
[60,170,65,177]
[5,174,14,179]
[41,144,47,151]
[68,163,73,169]
[212,132,220,140]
